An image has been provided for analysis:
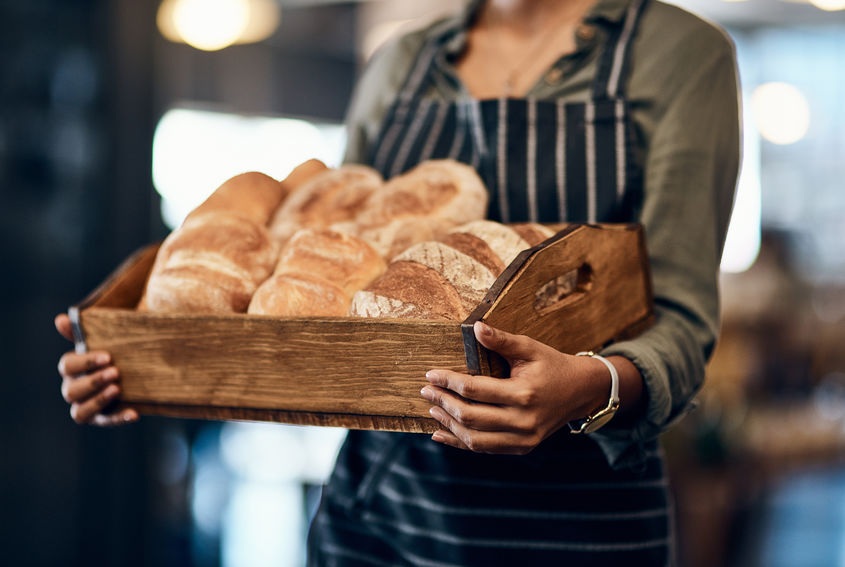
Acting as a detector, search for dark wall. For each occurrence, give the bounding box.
[0,1,358,565]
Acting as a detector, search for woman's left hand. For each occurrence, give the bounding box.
[421,321,614,455]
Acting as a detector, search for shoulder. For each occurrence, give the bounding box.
[634,1,736,78]
[629,1,738,108]
[361,14,458,90]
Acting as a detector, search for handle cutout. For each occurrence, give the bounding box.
[533,264,593,316]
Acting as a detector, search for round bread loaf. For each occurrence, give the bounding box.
[268,165,383,243]
[349,159,489,259]
[350,221,555,321]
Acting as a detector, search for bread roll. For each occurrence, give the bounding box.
[350,221,554,321]
[280,159,329,194]
[248,272,349,317]
[350,261,466,320]
[268,165,383,243]
[349,160,489,259]
[145,212,278,313]
[187,172,286,226]
[248,228,386,316]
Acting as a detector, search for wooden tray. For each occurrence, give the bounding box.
[69,223,653,433]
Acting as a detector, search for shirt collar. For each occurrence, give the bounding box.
[585,0,633,25]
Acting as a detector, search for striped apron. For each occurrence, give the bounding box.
[309,1,674,565]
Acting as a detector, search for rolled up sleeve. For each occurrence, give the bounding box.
[594,42,742,469]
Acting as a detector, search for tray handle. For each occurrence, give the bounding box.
[461,223,652,377]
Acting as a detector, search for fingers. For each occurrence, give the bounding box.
[69,382,121,424]
[424,369,515,405]
[429,407,538,455]
[473,321,541,364]
[55,313,73,342]
[421,385,514,432]
[58,351,111,378]
[57,347,137,426]
[61,366,120,403]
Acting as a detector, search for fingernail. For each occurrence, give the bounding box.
[431,431,446,443]
[429,406,446,422]
[104,384,119,398]
[474,321,492,337]
[425,370,443,384]
[420,386,434,401]
[96,353,110,366]
[103,367,118,380]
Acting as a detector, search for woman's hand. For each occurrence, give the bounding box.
[421,321,642,455]
[55,314,138,426]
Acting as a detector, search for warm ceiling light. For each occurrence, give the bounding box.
[236,0,281,44]
[173,0,249,51]
[157,0,280,51]
[750,82,811,145]
[809,0,845,10]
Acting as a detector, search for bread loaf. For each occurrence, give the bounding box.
[248,228,386,316]
[350,221,554,321]
[145,212,279,313]
[186,172,286,226]
[345,160,489,259]
[268,165,383,243]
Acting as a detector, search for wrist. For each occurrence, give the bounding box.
[569,352,621,434]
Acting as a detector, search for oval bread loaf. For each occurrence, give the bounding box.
[248,228,386,316]
[145,212,279,313]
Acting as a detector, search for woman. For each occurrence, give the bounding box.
[56,0,740,563]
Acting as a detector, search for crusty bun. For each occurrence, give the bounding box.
[248,272,349,317]
[348,160,489,259]
[145,212,278,313]
[349,221,553,321]
[269,165,383,243]
[187,172,286,226]
[248,228,386,316]
[280,159,329,194]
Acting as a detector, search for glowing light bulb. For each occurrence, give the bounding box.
[171,0,249,52]
[750,82,811,145]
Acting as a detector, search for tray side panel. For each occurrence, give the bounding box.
[81,311,465,423]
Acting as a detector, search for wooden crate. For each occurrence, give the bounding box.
[69,223,653,432]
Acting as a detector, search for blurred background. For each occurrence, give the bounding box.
[2,0,844,565]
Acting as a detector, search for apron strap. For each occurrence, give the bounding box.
[591,0,650,100]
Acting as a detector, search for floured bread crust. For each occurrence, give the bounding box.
[145,213,278,313]
[269,165,383,243]
[248,228,386,316]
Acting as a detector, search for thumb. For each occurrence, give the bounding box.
[473,321,540,364]
[55,313,74,342]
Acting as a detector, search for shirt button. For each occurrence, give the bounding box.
[576,24,596,41]
[545,67,564,85]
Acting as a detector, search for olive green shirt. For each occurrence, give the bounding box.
[343,0,741,468]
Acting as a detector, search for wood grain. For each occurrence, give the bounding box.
[81,310,466,427]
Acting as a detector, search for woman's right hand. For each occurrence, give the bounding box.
[55,313,139,426]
